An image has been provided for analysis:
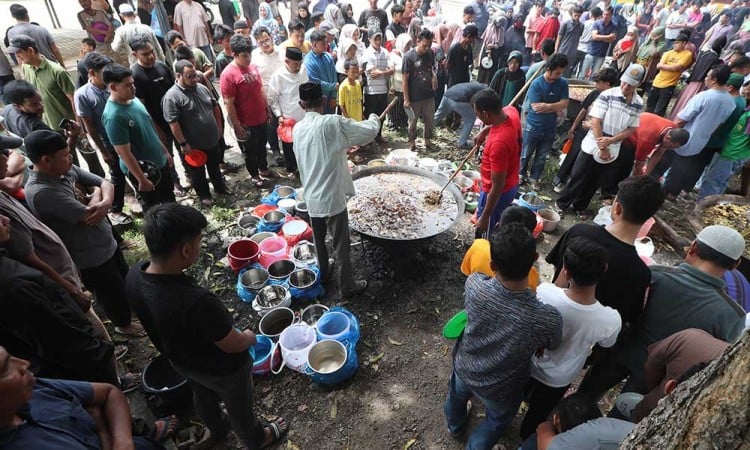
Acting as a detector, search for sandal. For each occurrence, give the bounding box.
[261,417,289,449]
[119,372,142,394]
[115,322,147,338]
[151,415,178,442]
[114,345,128,361]
[108,212,133,226]
[450,400,473,438]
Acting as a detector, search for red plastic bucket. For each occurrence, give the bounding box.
[227,239,259,273]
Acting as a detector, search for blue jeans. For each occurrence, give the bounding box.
[698,155,747,200]
[444,370,523,450]
[434,97,477,146]
[198,44,215,64]
[476,185,519,236]
[577,54,605,80]
[521,127,554,182]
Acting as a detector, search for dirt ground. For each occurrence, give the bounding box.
[112,118,683,450]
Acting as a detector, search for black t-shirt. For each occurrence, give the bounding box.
[581,88,601,110]
[446,43,473,87]
[386,22,406,39]
[546,224,650,327]
[130,61,174,129]
[445,81,486,103]
[402,48,436,102]
[126,262,248,375]
[358,8,388,45]
[218,0,236,27]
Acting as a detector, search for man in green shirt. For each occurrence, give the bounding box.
[8,34,104,177]
[698,81,750,199]
[101,64,174,212]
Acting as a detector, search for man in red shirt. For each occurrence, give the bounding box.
[621,112,689,176]
[473,88,522,237]
[534,7,560,57]
[220,34,270,187]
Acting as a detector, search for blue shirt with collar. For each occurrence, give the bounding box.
[303,50,338,99]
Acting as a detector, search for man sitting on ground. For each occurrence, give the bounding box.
[126,204,289,449]
[0,345,174,449]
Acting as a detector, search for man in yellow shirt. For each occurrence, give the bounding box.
[279,21,312,55]
[461,206,541,290]
[338,60,363,121]
[646,33,693,117]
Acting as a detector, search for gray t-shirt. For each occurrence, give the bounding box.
[25,166,117,270]
[161,83,219,151]
[0,190,82,289]
[548,418,635,450]
[1,104,48,138]
[74,82,112,149]
[7,23,58,63]
[558,20,584,61]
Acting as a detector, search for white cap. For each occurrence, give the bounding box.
[118,3,135,14]
[696,225,746,261]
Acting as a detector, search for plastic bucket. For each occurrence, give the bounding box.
[272,323,317,374]
[282,220,311,246]
[227,239,259,273]
[258,236,289,268]
[316,311,351,342]
[250,334,281,375]
[258,306,297,341]
[142,354,192,407]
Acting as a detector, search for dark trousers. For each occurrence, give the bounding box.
[554,128,587,186]
[74,137,106,178]
[663,147,718,196]
[281,142,297,172]
[240,125,268,178]
[80,247,132,328]
[176,361,266,449]
[577,347,645,402]
[601,142,636,199]
[133,165,176,212]
[388,91,408,129]
[364,93,388,137]
[519,378,569,440]
[646,85,675,117]
[154,123,186,186]
[104,149,127,213]
[557,151,610,212]
[188,144,227,199]
[267,113,280,153]
[310,210,356,294]
[566,50,586,78]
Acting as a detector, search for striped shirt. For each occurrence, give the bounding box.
[453,273,563,400]
[581,86,643,163]
[363,45,392,95]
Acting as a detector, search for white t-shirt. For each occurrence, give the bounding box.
[531,283,622,387]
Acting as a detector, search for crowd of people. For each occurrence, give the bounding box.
[0,0,749,448]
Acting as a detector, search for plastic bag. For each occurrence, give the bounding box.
[561,138,573,154]
[256,217,285,233]
[593,206,613,226]
[288,265,325,300]
[308,339,358,385]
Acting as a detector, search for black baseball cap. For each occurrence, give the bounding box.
[23,129,67,163]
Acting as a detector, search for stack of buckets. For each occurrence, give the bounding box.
[249,305,359,385]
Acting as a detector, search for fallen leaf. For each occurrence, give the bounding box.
[404,438,417,449]
[406,308,419,314]
[297,404,309,412]
[286,441,301,450]
[388,337,403,346]
[434,307,440,315]
[369,352,384,363]
[362,340,374,348]
[372,363,379,372]
[330,399,337,419]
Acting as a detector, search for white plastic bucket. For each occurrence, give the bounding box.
[271,323,317,374]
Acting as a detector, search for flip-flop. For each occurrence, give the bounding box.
[114,345,128,361]
[443,310,468,340]
[119,372,142,394]
[115,323,147,338]
[261,417,289,449]
[151,415,178,442]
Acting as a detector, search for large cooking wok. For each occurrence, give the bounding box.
[348,166,465,241]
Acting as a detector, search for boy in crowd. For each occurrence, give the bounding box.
[76,38,97,88]
[126,204,288,449]
[338,59,363,121]
[445,222,562,449]
[520,237,622,439]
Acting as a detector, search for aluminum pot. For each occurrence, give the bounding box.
[240,267,269,290]
[289,267,317,289]
[275,185,295,198]
[250,232,276,245]
[267,259,296,281]
[237,214,260,234]
[301,304,329,326]
[291,240,316,265]
[306,339,347,374]
[263,210,286,224]
[295,201,309,221]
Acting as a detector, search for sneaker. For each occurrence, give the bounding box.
[553,183,565,194]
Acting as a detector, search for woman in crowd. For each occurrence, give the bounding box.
[323,3,344,29]
[340,24,365,61]
[252,3,280,43]
[635,26,668,92]
[340,2,356,26]
[612,26,640,74]
[297,2,312,29]
[388,33,412,130]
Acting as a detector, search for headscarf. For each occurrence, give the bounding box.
[339,2,356,25]
[340,24,364,59]
[636,26,666,61]
[252,3,279,40]
[335,38,358,73]
[324,4,343,29]
[395,33,412,55]
[432,24,450,54]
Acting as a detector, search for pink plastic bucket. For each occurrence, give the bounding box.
[258,236,289,268]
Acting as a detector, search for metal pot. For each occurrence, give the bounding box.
[307,340,347,374]
[263,210,286,224]
[267,259,296,280]
[237,214,260,234]
[452,175,474,192]
[250,231,275,245]
[289,267,317,289]
[292,241,316,265]
[240,267,269,290]
[275,185,295,198]
[295,201,309,220]
[255,284,291,309]
[301,304,329,326]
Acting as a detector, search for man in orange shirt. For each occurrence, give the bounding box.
[621,112,690,176]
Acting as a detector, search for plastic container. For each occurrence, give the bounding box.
[142,354,192,407]
[316,311,351,342]
[282,219,311,246]
[184,149,207,167]
[277,198,296,214]
[272,323,317,373]
[249,334,281,375]
[258,236,289,268]
[227,239,259,273]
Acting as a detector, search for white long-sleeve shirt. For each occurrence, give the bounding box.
[293,112,380,217]
[267,66,308,122]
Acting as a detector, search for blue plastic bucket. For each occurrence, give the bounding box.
[316,311,351,342]
[517,191,545,213]
[249,335,280,375]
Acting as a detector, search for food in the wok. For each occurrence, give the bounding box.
[424,189,442,205]
[349,173,459,240]
[702,203,750,254]
[569,86,594,102]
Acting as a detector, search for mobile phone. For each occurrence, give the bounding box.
[58,118,75,130]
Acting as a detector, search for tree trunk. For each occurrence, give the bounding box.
[619,330,750,449]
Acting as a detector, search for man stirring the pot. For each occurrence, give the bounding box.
[293,82,379,297]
